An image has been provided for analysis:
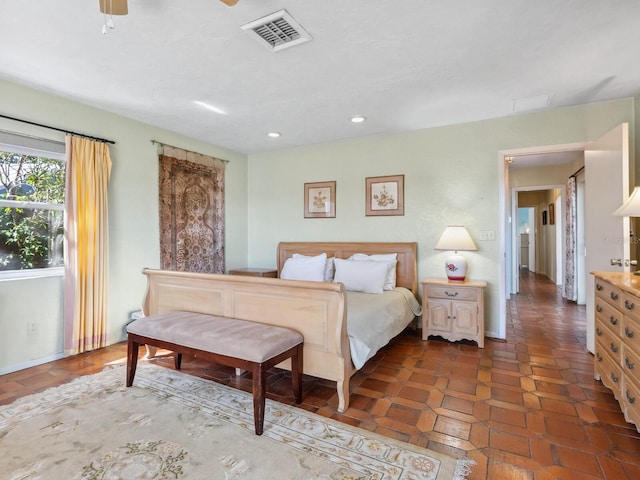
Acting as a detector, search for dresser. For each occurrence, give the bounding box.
[421,278,486,348]
[593,272,640,431]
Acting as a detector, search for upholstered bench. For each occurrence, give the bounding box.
[126,311,304,435]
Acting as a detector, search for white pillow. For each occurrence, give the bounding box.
[292,253,335,282]
[349,253,398,290]
[333,258,389,293]
[281,253,327,282]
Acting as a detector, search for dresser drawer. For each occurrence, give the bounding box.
[595,299,623,336]
[596,348,623,396]
[621,315,640,354]
[623,345,640,383]
[621,291,640,322]
[595,323,622,364]
[623,375,640,427]
[595,279,622,309]
[425,285,477,302]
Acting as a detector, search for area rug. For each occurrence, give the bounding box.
[0,363,473,479]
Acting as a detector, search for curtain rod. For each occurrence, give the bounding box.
[0,114,115,145]
[569,166,585,178]
[151,139,229,163]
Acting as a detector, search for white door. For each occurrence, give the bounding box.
[584,123,630,353]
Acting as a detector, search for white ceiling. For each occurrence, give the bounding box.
[2,1,640,155]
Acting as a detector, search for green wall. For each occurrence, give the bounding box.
[247,98,635,338]
[0,79,248,372]
[0,74,637,371]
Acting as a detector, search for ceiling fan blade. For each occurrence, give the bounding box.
[99,0,128,15]
[219,0,240,6]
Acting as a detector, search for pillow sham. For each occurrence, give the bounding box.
[281,253,327,282]
[333,258,389,294]
[292,253,335,282]
[349,253,397,290]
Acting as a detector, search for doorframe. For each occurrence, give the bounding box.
[498,142,586,340]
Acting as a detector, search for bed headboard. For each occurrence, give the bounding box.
[277,241,418,295]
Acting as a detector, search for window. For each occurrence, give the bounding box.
[0,135,66,277]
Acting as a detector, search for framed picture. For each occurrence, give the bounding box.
[365,175,404,216]
[549,203,555,225]
[304,181,336,218]
[542,210,548,225]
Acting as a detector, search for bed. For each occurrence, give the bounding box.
[277,242,421,370]
[141,241,420,412]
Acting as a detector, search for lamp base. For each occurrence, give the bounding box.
[445,253,468,282]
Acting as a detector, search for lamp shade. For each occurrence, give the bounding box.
[612,187,640,216]
[435,226,477,282]
[435,226,477,252]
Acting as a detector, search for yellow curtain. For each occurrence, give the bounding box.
[63,136,112,355]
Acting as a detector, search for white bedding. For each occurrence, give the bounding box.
[346,287,422,369]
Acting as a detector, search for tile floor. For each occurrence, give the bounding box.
[2,270,640,479]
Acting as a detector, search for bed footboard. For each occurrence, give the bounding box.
[141,268,354,412]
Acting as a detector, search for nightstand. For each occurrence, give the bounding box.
[421,278,486,348]
[228,268,278,278]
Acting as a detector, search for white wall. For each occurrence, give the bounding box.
[0,79,248,372]
[247,99,635,339]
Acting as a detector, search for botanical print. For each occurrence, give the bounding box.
[304,181,336,218]
[308,187,329,213]
[371,182,397,210]
[365,175,404,216]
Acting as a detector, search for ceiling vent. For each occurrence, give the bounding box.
[241,10,312,52]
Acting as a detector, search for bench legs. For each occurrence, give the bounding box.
[126,334,303,436]
[251,343,303,435]
[126,336,139,387]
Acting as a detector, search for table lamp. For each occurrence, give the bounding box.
[435,226,477,281]
[612,187,640,216]
[612,186,640,274]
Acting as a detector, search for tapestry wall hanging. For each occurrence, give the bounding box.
[158,145,225,273]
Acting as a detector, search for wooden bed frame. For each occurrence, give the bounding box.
[141,241,417,413]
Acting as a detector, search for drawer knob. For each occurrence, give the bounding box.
[625,327,635,338]
[611,292,619,301]
[596,352,603,362]
[627,390,637,404]
[596,284,603,291]
[611,372,619,383]
[444,291,458,297]
[625,300,635,310]
[596,305,603,313]
[610,316,618,326]
[625,357,635,370]
[596,327,603,337]
[610,342,618,353]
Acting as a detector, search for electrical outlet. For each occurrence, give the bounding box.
[27,322,37,335]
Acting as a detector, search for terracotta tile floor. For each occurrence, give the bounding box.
[3,270,640,479]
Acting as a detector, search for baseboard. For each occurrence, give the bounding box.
[0,352,67,376]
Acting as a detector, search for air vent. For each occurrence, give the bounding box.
[241,10,311,52]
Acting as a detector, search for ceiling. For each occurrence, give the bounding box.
[2,1,640,155]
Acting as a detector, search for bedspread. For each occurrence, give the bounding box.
[347,287,422,369]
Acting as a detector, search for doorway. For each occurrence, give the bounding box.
[497,143,585,340]
[511,186,566,295]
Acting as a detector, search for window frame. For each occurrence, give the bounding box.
[0,140,66,280]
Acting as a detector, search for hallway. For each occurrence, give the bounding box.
[2,271,640,479]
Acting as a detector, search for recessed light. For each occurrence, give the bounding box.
[267,132,281,138]
[351,115,366,123]
[193,100,226,115]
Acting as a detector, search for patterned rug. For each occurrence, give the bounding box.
[0,363,473,479]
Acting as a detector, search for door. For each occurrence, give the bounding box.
[584,123,630,353]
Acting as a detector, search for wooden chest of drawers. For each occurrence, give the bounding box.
[593,272,640,430]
